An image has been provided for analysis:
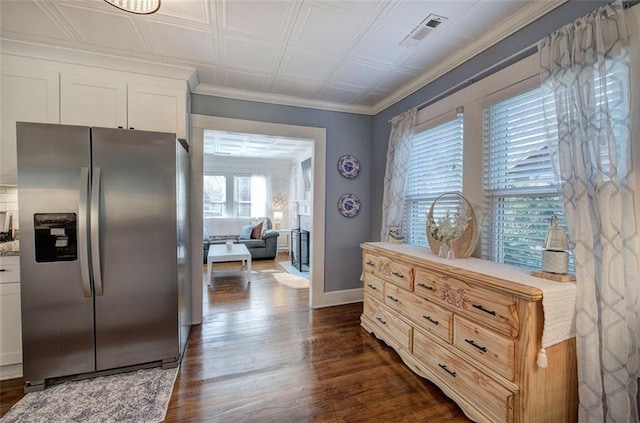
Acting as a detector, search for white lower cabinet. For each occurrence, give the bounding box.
[0,256,22,380]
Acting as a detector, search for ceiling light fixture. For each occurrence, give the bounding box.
[104,0,160,14]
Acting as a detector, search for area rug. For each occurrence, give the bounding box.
[270,262,309,289]
[0,366,178,423]
[279,261,309,280]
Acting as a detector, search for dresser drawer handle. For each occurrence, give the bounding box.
[438,363,456,377]
[375,316,387,325]
[417,283,433,291]
[464,338,487,353]
[391,271,404,279]
[422,315,439,325]
[366,261,375,266]
[366,284,378,291]
[386,295,398,303]
[472,304,496,316]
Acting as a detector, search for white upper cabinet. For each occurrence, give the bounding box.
[61,74,127,128]
[0,65,60,185]
[127,82,188,140]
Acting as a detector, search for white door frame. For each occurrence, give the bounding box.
[190,114,326,323]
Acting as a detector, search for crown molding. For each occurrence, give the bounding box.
[0,38,198,88]
[370,0,566,114]
[193,84,375,115]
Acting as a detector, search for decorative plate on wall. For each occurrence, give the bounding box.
[337,154,360,178]
[338,194,360,217]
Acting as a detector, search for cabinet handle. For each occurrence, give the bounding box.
[464,338,487,353]
[366,261,375,266]
[417,283,433,291]
[366,284,377,291]
[376,316,387,325]
[0,269,6,272]
[472,304,496,316]
[438,363,456,377]
[422,315,439,325]
[391,271,404,278]
[386,295,398,303]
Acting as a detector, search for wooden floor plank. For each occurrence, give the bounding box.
[0,254,470,422]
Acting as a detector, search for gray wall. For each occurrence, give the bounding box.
[191,96,372,292]
[191,1,611,293]
[370,0,610,240]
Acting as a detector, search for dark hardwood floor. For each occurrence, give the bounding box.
[1,253,470,422]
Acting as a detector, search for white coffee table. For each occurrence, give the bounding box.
[207,243,252,283]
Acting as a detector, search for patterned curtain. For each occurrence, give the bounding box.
[380,108,417,241]
[539,1,639,421]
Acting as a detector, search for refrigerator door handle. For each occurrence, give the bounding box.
[91,167,104,296]
[78,167,92,297]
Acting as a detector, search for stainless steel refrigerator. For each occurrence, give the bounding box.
[16,122,191,391]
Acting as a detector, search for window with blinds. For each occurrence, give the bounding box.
[403,115,464,247]
[234,175,252,217]
[482,87,565,269]
[203,175,226,218]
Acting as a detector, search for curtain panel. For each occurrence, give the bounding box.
[539,1,639,421]
[380,108,417,242]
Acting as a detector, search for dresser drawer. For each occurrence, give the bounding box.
[376,256,413,291]
[363,253,377,274]
[363,297,412,350]
[384,284,452,343]
[414,269,519,337]
[363,273,385,302]
[454,316,515,381]
[414,329,515,423]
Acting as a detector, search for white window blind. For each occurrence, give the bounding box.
[404,115,463,247]
[234,175,252,217]
[482,87,566,269]
[234,175,267,218]
[203,175,226,218]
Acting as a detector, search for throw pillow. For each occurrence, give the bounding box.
[239,225,252,240]
[250,221,263,239]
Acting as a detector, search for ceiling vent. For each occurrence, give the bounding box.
[400,14,447,48]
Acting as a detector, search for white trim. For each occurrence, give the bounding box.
[371,0,565,114]
[311,288,363,308]
[0,39,198,88]
[189,114,328,323]
[192,84,373,115]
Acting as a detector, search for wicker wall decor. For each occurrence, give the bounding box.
[426,192,479,258]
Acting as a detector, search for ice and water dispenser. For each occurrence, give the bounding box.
[33,213,78,262]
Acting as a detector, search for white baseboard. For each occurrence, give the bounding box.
[0,363,22,381]
[312,288,363,309]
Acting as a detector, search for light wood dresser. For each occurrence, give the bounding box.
[360,242,577,423]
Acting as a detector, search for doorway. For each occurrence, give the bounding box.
[190,115,327,324]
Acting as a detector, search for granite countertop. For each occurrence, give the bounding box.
[0,240,19,256]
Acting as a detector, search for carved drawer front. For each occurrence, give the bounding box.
[363,273,384,302]
[384,284,452,343]
[364,298,413,350]
[453,316,515,381]
[414,330,515,423]
[414,269,519,338]
[363,253,378,274]
[375,256,413,291]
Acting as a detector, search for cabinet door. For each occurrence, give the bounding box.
[127,82,187,139]
[0,65,59,185]
[0,282,22,368]
[61,74,127,128]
